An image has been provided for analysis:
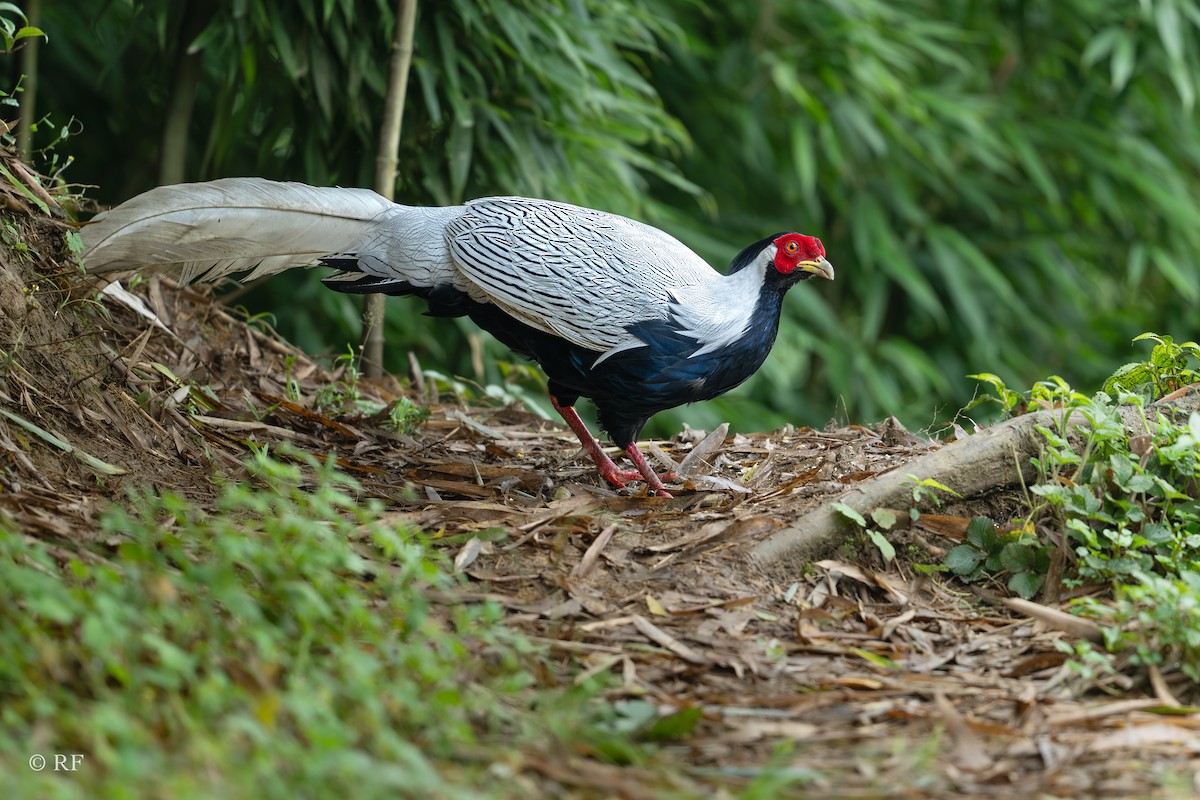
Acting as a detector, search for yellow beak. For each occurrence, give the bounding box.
[799,257,835,280]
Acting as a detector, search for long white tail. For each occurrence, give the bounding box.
[80,178,396,284]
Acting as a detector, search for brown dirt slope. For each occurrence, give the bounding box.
[1,156,1197,798]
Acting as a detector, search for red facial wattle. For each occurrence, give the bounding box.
[772,233,831,278]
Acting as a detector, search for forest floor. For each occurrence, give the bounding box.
[1,171,1198,798]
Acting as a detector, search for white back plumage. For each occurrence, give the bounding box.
[447,196,742,358]
[80,178,396,283]
[79,179,770,361]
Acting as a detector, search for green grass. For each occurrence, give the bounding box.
[0,448,669,799]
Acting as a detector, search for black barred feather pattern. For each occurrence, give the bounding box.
[80,177,832,495]
[446,196,739,358]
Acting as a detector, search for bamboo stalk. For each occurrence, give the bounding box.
[362,0,419,378]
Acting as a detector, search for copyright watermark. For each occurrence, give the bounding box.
[28,754,84,771]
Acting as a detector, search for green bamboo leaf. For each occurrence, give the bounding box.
[0,2,27,22]
[447,117,474,205]
[852,647,899,670]
[1111,33,1136,91]
[0,162,48,215]
[1000,120,1060,204]
[1150,246,1200,300]
[0,407,126,475]
[1156,0,1184,62]
[309,38,333,120]
[925,227,987,339]
[1082,27,1119,67]
[1168,60,1195,109]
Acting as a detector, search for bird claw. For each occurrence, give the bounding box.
[597,467,677,497]
[599,468,653,486]
[551,396,675,498]
[620,444,675,498]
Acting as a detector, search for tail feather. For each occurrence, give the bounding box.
[80,177,396,284]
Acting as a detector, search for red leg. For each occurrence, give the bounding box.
[550,396,639,487]
[624,443,673,498]
[550,396,673,497]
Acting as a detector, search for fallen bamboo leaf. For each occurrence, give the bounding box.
[1047,699,1163,726]
[830,676,887,690]
[253,390,363,438]
[189,414,313,443]
[815,559,908,605]
[631,614,709,665]
[666,595,757,616]
[677,422,728,477]
[0,406,126,475]
[1005,651,1068,678]
[1003,597,1103,642]
[1090,722,1200,752]
[647,442,681,475]
[723,719,820,742]
[686,473,752,493]
[914,513,974,540]
[0,160,50,215]
[1148,664,1182,707]
[446,408,504,439]
[521,753,659,800]
[934,691,993,772]
[578,616,636,633]
[816,559,872,584]
[100,281,178,337]
[880,608,916,640]
[453,536,484,572]
[572,523,617,578]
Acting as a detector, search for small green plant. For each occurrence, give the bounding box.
[967,337,1200,586]
[382,396,431,435]
[832,502,896,562]
[832,478,964,565]
[1104,333,1200,402]
[965,333,1200,680]
[944,517,1050,599]
[1073,570,1200,683]
[1028,406,1200,584]
[22,112,81,185]
[314,344,363,414]
[0,3,45,53]
[965,372,1026,415]
[282,353,302,402]
[904,475,961,508]
[1053,636,1119,683]
[1,221,31,259]
[62,229,83,259]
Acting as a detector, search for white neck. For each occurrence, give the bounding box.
[668,246,775,357]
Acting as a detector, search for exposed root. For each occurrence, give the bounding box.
[751,389,1200,570]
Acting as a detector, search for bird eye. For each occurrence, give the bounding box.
[784,240,799,255]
